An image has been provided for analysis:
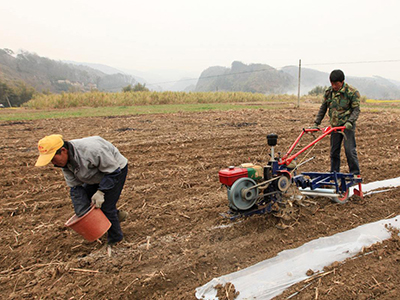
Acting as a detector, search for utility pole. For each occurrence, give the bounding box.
[297,59,301,108]
[5,95,12,107]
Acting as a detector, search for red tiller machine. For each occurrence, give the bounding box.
[218,126,363,219]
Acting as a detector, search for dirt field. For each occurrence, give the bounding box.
[1,104,400,299]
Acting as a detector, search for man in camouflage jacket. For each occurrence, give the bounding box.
[314,69,361,175]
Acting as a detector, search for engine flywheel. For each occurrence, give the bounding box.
[228,177,259,211]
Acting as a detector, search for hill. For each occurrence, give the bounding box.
[196,62,400,99]
[195,61,295,94]
[2,48,400,99]
[0,49,137,93]
[282,66,400,99]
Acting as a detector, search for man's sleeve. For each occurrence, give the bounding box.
[70,186,91,217]
[347,91,361,124]
[314,99,328,125]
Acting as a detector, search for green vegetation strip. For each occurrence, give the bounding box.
[0,103,292,121]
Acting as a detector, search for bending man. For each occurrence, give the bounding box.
[35,134,128,246]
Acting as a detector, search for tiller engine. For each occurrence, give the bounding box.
[218,127,363,220]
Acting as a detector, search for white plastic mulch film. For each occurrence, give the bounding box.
[196,177,400,300]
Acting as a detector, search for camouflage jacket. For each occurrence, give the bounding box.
[314,83,361,127]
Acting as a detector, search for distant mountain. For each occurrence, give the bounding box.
[0,49,137,93]
[195,61,295,94]
[119,67,199,92]
[281,66,400,99]
[348,76,400,99]
[280,66,329,94]
[64,61,127,75]
[70,63,198,92]
[2,48,400,99]
[195,62,400,99]
[168,77,197,92]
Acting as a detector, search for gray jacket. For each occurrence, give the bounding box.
[62,136,128,188]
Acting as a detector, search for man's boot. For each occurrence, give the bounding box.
[118,210,128,222]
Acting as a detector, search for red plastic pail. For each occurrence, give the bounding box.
[65,205,111,242]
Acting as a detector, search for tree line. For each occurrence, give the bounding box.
[0,81,150,107]
[0,80,36,107]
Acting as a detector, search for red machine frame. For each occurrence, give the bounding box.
[280,126,345,167]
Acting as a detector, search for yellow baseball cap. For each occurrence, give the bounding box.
[35,134,64,167]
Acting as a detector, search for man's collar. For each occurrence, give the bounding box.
[64,142,78,170]
[338,82,347,93]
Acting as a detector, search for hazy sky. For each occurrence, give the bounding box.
[2,0,400,82]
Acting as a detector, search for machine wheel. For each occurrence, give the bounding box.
[277,175,290,193]
[228,178,259,211]
[331,188,349,204]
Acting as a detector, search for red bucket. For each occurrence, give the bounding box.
[65,205,111,242]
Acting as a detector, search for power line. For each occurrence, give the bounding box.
[303,59,400,66]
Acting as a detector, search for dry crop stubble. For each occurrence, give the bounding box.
[1,106,400,299]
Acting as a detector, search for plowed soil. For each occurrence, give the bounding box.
[1,104,400,300]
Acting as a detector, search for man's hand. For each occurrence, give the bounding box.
[91,190,105,208]
[344,122,353,130]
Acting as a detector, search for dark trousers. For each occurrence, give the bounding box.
[330,128,360,175]
[71,165,128,244]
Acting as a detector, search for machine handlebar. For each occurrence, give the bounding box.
[279,126,345,166]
